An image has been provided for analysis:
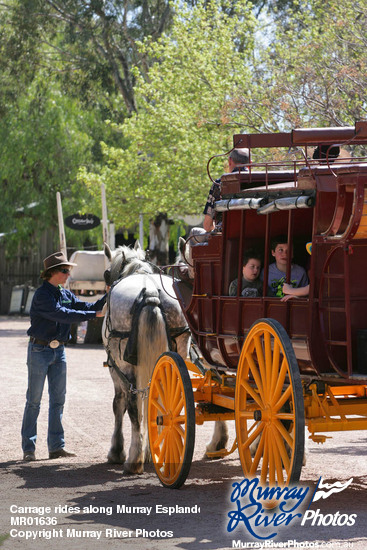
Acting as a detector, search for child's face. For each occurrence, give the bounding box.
[272,243,288,268]
[242,258,261,281]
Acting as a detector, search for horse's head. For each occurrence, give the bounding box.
[175,237,194,281]
[104,241,153,285]
[177,237,189,265]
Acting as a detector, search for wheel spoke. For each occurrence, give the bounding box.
[273,384,292,412]
[173,415,186,425]
[270,339,281,395]
[275,412,294,421]
[247,420,259,436]
[250,431,265,474]
[165,364,173,407]
[173,419,185,435]
[260,428,269,484]
[245,354,266,405]
[160,366,169,397]
[155,379,166,409]
[270,429,285,484]
[274,419,293,449]
[240,379,263,408]
[272,358,288,404]
[254,333,267,393]
[163,438,171,477]
[172,395,184,418]
[171,430,182,464]
[268,429,276,484]
[240,421,264,451]
[150,397,166,416]
[264,331,273,395]
[273,426,290,472]
[170,368,178,409]
[172,374,182,409]
[158,432,168,464]
[171,377,183,410]
[153,426,168,449]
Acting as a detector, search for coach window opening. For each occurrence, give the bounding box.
[262,209,311,300]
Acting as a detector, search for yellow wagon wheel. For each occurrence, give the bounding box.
[148,352,195,489]
[235,319,305,486]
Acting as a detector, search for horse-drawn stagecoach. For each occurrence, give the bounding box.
[104,121,367,490]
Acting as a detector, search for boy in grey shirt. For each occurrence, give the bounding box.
[229,250,263,297]
[262,236,309,297]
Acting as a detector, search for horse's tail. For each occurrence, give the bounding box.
[137,288,169,375]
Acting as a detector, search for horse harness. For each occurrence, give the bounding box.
[105,275,189,396]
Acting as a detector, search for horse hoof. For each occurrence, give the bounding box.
[204,447,227,460]
[124,462,144,475]
[107,451,126,464]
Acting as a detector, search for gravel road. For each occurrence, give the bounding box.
[1,316,366,550]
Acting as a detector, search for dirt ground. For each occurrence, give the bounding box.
[1,316,367,550]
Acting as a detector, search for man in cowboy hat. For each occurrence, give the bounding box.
[21,251,106,462]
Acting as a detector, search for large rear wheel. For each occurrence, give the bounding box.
[148,352,195,489]
[235,319,305,485]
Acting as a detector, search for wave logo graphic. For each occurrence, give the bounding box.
[311,477,353,502]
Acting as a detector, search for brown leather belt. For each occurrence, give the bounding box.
[29,338,66,348]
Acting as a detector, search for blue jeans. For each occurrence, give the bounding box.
[21,342,67,453]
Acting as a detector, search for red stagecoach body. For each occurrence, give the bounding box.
[147,122,367,489]
[174,122,367,384]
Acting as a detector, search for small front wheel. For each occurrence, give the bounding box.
[148,352,195,489]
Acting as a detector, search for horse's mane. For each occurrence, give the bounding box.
[109,245,153,283]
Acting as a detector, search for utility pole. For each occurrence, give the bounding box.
[56,192,67,257]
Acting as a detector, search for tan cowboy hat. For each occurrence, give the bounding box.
[41,251,77,277]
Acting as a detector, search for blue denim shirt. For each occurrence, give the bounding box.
[27,281,106,342]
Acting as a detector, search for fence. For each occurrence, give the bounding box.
[0,229,57,314]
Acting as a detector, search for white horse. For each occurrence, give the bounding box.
[104,241,230,473]
[102,242,191,473]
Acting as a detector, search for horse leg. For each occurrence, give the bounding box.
[107,386,127,464]
[176,331,191,361]
[124,391,145,475]
[205,420,229,458]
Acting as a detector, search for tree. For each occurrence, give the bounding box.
[0,1,128,252]
[0,73,99,250]
[230,0,367,130]
[2,0,175,115]
[81,0,258,228]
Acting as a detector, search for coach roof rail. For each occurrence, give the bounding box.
[233,121,367,149]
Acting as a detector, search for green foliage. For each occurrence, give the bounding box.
[0,73,98,250]
[1,0,366,256]
[3,0,176,114]
[231,0,367,129]
[82,0,258,227]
